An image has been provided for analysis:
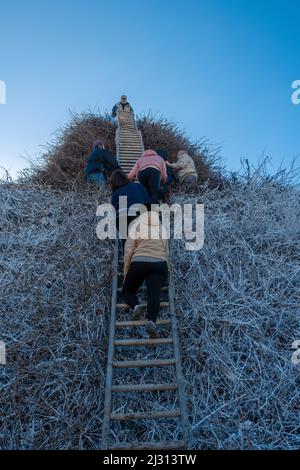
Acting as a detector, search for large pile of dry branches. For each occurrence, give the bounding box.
[1,160,299,449]
[20,112,221,190]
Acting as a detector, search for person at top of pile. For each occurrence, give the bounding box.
[128,149,167,204]
[111,95,134,118]
[84,140,120,186]
[166,150,198,189]
[122,210,169,339]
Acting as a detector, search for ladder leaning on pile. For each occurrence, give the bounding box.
[101,109,190,450]
[115,106,144,173]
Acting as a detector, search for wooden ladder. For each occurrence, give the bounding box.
[115,108,144,174]
[101,240,190,450]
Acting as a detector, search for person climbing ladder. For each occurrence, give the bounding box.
[122,210,169,338]
[128,149,167,204]
[84,140,120,185]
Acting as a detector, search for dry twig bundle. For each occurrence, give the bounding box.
[1,155,299,449]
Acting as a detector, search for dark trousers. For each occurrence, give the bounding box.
[122,261,168,322]
[138,167,161,205]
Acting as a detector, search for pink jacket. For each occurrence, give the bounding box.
[128,150,167,183]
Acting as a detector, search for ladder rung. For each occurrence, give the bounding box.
[119,142,141,145]
[120,145,142,148]
[119,133,140,136]
[119,156,140,160]
[113,358,175,368]
[115,318,171,327]
[114,338,173,347]
[116,302,169,309]
[110,440,185,450]
[112,383,177,393]
[117,286,168,293]
[116,302,130,309]
[110,410,181,421]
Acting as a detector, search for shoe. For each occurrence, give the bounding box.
[132,304,145,320]
[145,320,159,339]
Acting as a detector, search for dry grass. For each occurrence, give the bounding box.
[20,111,221,190]
[171,167,300,449]
[0,184,112,449]
[1,162,300,449]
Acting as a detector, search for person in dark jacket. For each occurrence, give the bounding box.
[156,148,175,201]
[110,169,150,249]
[84,140,120,185]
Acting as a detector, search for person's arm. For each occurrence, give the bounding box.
[161,161,167,183]
[111,104,118,117]
[128,160,139,181]
[168,159,185,170]
[83,152,94,178]
[124,237,136,279]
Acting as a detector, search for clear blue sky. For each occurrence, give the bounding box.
[0,0,299,178]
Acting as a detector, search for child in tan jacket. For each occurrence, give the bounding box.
[122,211,169,338]
[167,150,197,188]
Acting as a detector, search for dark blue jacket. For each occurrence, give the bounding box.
[84,148,120,179]
[111,182,150,214]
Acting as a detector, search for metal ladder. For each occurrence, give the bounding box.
[101,237,190,450]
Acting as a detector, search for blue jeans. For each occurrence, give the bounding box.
[87,172,106,186]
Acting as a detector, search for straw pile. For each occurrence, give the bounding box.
[1,165,299,449]
[20,112,221,189]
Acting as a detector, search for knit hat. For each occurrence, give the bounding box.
[93,139,104,149]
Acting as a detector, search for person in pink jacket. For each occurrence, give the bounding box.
[128,149,167,204]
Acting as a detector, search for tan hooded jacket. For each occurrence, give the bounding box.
[169,152,197,183]
[124,211,169,277]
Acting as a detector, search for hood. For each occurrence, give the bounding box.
[178,152,189,159]
[128,211,167,240]
[138,210,160,227]
[141,149,159,159]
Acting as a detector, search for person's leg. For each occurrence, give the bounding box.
[159,183,167,202]
[87,172,106,187]
[100,172,107,185]
[87,173,99,184]
[182,175,197,191]
[138,169,150,195]
[138,168,160,205]
[146,169,161,205]
[145,262,168,323]
[122,262,147,309]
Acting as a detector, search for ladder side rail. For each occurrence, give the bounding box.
[115,126,120,164]
[101,240,119,449]
[168,258,191,449]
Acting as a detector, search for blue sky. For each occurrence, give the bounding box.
[0,0,299,178]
